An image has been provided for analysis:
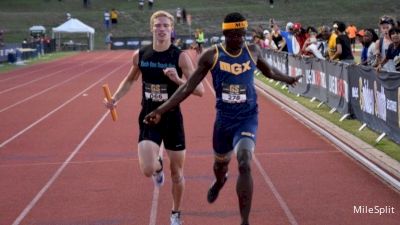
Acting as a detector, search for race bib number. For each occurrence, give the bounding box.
[144,83,168,102]
[222,83,247,103]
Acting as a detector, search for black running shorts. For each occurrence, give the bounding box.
[138,107,185,151]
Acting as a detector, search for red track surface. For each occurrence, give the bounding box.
[1,50,399,225]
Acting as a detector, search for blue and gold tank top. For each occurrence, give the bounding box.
[210,43,258,118]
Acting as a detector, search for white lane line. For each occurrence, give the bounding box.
[204,76,298,225]
[0,52,124,113]
[0,61,129,148]
[0,58,73,83]
[11,111,109,225]
[253,158,299,225]
[0,53,110,95]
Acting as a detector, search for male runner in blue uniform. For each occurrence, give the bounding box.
[104,10,204,225]
[144,12,301,225]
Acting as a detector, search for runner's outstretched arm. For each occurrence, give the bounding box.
[248,44,301,85]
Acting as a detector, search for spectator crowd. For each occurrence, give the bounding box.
[250,15,400,72]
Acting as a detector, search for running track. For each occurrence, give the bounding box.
[0,50,399,225]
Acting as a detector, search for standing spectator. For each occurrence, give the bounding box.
[0,30,4,47]
[327,22,339,60]
[292,23,307,55]
[83,0,88,8]
[316,25,331,58]
[270,24,287,52]
[148,0,154,10]
[330,21,354,63]
[302,26,325,59]
[195,28,205,54]
[346,24,357,52]
[377,27,400,72]
[176,7,182,24]
[268,0,274,8]
[111,8,119,25]
[105,32,113,50]
[182,8,187,24]
[374,15,395,67]
[280,22,294,54]
[138,0,144,10]
[104,10,111,30]
[358,29,379,66]
[263,30,277,49]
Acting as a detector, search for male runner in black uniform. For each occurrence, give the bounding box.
[104,10,204,225]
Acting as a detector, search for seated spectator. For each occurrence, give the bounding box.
[377,27,400,72]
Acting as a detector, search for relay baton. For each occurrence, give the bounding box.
[102,84,118,121]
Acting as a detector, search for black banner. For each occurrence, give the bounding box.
[349,66,400,144]
[325,61,349,114]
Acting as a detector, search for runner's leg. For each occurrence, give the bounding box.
[166,149,186,211]
[138,140,162,177]
[234,137,255,225]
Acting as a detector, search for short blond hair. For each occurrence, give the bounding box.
[150,10,174,29]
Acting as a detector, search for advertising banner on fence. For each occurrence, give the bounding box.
[349,66,400,144]
[287,55,349,114]
[0,43,20,62]
[325,62,349,114]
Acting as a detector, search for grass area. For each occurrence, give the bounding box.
[0,0,399,50]
[0,52,77,73]
[255,74,400,162]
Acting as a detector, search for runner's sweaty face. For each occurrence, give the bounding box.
[152,16,173,42]
[224,28,246,51]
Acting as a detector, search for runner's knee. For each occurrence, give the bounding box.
[142,166,155,177]
[238,159,251,174]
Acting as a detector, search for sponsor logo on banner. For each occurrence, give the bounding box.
[328,75,348,102]
[359,77,374,115]
[374,81,387,121]
[305,69,326,88]
[289,65,303,82]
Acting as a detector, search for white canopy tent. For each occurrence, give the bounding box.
[29,25,46,35]
[52,18,95,51]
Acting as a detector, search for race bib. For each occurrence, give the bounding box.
[222,83,247,103]
[144,83,168,102]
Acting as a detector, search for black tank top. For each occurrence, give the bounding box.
[139,44,183,111]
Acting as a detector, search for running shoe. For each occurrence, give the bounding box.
[152,156,164,187]
[207,173,228,203]
[170,212,182,225]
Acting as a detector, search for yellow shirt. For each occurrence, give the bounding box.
[328,33,337,58]
[111,10,118,19]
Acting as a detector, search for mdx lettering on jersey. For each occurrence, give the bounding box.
[219,60,251,75]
